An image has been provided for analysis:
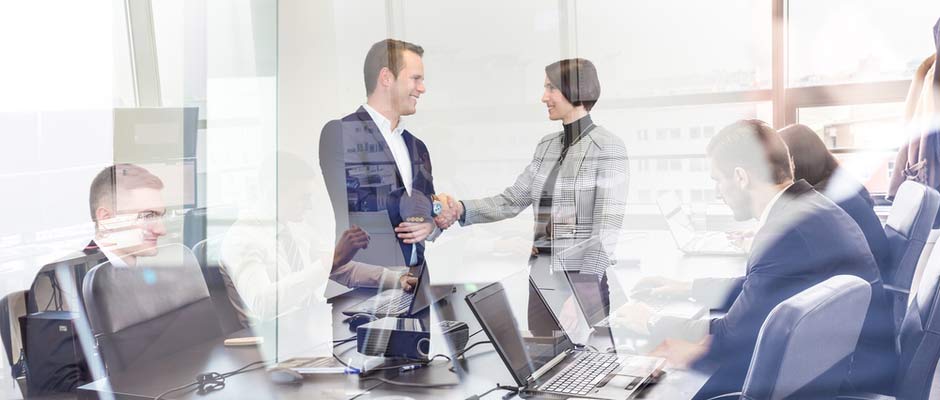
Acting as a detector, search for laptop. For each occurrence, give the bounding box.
[465,277,665,399]
[342,263,453,317]
[564,272,706,333]
[656,192,746,256]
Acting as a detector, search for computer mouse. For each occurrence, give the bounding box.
[347,313,377,331]
[267,367,303,384]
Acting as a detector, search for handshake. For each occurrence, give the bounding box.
[432,193,463,230]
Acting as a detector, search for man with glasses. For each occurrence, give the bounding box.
[88,163,168,267]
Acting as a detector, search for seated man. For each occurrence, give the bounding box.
[614,120,893,398]
[220,153,416,326]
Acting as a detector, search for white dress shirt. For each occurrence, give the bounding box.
[757,182,795,232]
[362,103,413,195]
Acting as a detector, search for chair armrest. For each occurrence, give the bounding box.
[837,391,895,400]
[883,284,910,296]
[704,392,742,400]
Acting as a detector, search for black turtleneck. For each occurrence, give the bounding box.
[534,114,596,251]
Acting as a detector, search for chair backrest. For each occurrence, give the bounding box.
[896,236,940,400]
[741,275,872,400]
[81,244,222,373]
[884,182,940,328]
[0,290,27,374]
[193,237,245,335]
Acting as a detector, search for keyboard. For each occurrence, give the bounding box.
[541,351,620,396]
[347,289,414,315]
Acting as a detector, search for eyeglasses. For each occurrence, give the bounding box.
[135,210,166,224]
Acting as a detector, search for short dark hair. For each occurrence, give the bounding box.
[363,39,425,96]
[545,58,601,111]
[89,164,164,222]
[778,124,839,188]
[706,119,794,185]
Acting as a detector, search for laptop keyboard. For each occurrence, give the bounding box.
[541,351,620,395]
[358,290,414,315]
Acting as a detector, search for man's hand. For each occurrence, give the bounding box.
[399,272,418,292]
[433,193,462,230]
[395,221,434,244]
[649,337,711,369]
[725,230,754,250]
[611,302,653,335]
[333,225,370,268]
[630,276,692,301]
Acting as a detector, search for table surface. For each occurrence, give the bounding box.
[77,231,746,400]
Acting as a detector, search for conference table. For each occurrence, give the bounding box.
[77,230,746,399]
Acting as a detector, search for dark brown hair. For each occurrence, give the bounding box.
[778,123,839,188]
[707,119,794,185]
[89,164,164,221]
[545,58,601,111]
[363,39,425,96]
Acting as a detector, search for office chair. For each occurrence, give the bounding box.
[883,181,940,334]
[0,290,27,397]
[81,244,223,374]
[193,237,245,335]
[708,275,872,400]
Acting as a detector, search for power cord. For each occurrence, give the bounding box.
[454,341,492,359]
[465,384,519,400]
[153,359,270,400]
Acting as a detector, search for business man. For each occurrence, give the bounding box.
[319,38,439,271]
[614,120,893,398]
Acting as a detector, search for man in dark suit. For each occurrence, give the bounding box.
[319,38,440,273]
[613,120,893,397]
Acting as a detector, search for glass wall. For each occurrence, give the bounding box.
[2,1,940,398]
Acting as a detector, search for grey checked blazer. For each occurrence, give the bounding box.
[461,125,629,276]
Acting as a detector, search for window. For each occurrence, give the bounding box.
[689,126,701,139]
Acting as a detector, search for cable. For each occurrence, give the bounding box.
[454,341,492,359]
[153,359,270,400]
[465,384,519,400]
[468,328,484,339]
[368,375,458,389]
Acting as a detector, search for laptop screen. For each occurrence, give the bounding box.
[565,272,610,326]
[656,191,695,246]
[465,277,575,385]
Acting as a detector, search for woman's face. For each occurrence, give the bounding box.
[541,76,574,122]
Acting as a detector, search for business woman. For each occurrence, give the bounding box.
[441,58,629,279]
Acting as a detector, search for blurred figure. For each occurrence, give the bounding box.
[220,153,415,326]
[614,120,892,398]
[779,123,890,275]
[89,163,168,267]
[436,58,628,279]
[319,38,439,271]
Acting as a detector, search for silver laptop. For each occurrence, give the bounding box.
[656,192,746,256]
[465,277,665,399]
[342,264,453,317]
[564,271,706,334]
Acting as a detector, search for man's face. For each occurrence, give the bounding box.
[541,76,575,122]
[709,159,753,221]
[390,50,426,116]
[107,187,167,257]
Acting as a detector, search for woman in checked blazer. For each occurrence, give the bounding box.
[443,58,629,279]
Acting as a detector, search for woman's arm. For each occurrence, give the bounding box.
[460,142,547,225]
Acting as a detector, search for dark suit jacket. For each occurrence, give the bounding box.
[319,106,436,265]
[659,180,893,396]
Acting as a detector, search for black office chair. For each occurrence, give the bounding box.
[193,237,245,335]
[883,181,940,334]
[81,244,223,374]
[838,234,940,400]
[709,275,872,400]
[1,290,27,397]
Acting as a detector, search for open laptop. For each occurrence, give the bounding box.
[656,192,746,256]
[342,263,453,317]
[564,272,706,334]
[465,277,665,399]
